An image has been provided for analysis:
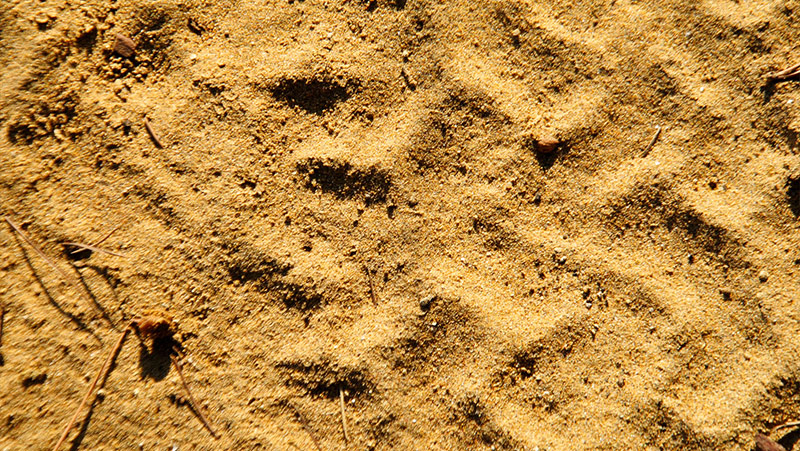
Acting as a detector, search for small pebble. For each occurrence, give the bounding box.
[113,33,136,58]
[419,294,436,312]
[34,13,50,26]
[534,135,560,153]
[758,270,769,282]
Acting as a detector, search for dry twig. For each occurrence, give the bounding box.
[171,354,219,439]
[69,224,122,255]
[288,402,324,451]
[0,303,4,348]
[642,126,662,157]
[61,242,127,258]
[53,327,131,451]
[4,217,99,314]
[6,217,74,284]
[766,63,800,83]
[339,387,349,443]
[364,264,379,305]
[144,117,164,148]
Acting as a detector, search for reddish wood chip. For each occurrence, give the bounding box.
[114,33,136,58]
[755,433,787,451]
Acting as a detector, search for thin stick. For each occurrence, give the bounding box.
[364,264,379,305]
[92,223,121,248]
[772,420,800,433]
[144,117,164,148]
[5,217,101,315]
[61,242,127,258]
[339,387,349,443]
[69,224,122,255]
[53,326,130,451]
[6,217,74,284]
[288,402,324,451]
[766,63,800,83]
[171,355,219,439]
[0,303,4,348]
[642,125,662,157]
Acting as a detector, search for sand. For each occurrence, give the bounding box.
[2,0,800,449]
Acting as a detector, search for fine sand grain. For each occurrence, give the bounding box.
[3,0,800,450]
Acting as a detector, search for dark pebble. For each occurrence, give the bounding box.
[419,294,436,312]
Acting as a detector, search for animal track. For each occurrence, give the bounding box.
[226,247,325,310]
[449,394,521,450]
[271,76,359,115]
[277,357,374,400]
[607,182,749,268]
[296,157,391,203]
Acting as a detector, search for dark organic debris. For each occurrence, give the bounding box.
[755,433,786,451]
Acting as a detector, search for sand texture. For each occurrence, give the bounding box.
[3,0,800,450]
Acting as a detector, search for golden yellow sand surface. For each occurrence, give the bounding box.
[3,0,800,449]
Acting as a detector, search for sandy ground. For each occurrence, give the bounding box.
[3,0,800,450]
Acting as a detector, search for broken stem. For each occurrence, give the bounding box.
[61,242,127,258]
[766,63,800,83]
[0,303,4,348]
[339,387,349,443]
[144,117,164,148]
[5,217,101,316]
[171,355,219,439]
[364,264,379,305]
[772,420,800,433]
[53,326,130,451]
[641,126,662,157]
[6,217,73,284]
[289,402,324,451]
